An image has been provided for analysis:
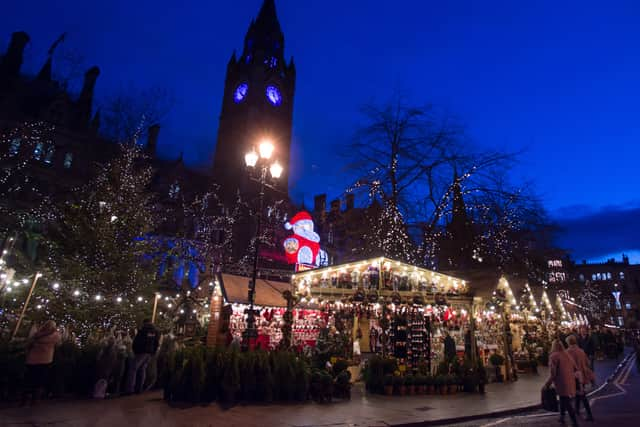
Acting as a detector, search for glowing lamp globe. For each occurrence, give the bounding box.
[244,150,258,167]
[270,161,283,179]
[259,140,274,159]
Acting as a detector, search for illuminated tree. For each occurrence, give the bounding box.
[578,280,606,324]
[41,143,160,335]
[364,196,416,263]
[344,95,550,271]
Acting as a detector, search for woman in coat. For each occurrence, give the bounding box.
[23,320,61,404]
[567,335,595,421]
[543,339,579,426]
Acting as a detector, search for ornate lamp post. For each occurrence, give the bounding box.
[243,139,283,350]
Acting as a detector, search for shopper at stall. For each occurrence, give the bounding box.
[566,335,594,421]
[543,339,579,427]
[444,331,456,362]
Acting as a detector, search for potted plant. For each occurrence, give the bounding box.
[435,375,446,394]
[489,354,505,383]
[530,358,538,374]
[476,360,487,394]
[462,371,477,393]
[426,375,435,394]
[393,375,405,396]
[415,375,426,394]
[405,375,415,395]
[383,374,394,396]
[447,375,457,394]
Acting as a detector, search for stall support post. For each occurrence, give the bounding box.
[470,298,481,367]
[206,283,224,348]
[282,290,295,349]
[12,272,41,340]
[502,310,514,381]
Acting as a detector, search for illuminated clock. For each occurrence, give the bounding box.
[265,85,282,106]
[233,83,248,103]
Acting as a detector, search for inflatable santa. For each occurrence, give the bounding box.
[283,211,328,269]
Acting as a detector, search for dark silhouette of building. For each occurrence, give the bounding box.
[439,175,474,270]
[212,0,295,202]
[0,31,115,210]
[311,193,377,265]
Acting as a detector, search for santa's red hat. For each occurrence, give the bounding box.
[284,211,313,230]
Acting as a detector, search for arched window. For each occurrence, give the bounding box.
[9,138,20,156]
[33,142,43,160]
[63,153,73,169]
[44,146,55,164]
[169,181,180,199]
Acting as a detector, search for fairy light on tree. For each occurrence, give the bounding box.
[39,142,160,336]
[577,280,605,324]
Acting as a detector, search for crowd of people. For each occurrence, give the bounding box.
[542,325,634,427]
[18,318,173,406]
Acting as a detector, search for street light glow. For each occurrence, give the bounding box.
[258,139,274,159]
[270,161,283,179]
[244,150,258,167]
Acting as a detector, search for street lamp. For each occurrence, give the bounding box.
[243,138,283,350]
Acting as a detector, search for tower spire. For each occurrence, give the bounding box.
[256,0,280,32]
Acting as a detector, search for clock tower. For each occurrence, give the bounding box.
[213,0,295,201]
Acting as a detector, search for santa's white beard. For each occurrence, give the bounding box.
[294,226,320,243]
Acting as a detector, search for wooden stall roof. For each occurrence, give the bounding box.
[442,269,531,301]
[219,273,290,307]
[292,257,467,284]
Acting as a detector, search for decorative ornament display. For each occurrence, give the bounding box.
[283,211,328,270]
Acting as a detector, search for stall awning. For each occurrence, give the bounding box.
[219,273,290,307]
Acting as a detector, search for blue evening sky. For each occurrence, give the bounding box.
[3,1,639,262]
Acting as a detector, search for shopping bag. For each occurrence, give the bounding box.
[541,387,558,412]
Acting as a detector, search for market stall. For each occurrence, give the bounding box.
[291,257,473,372]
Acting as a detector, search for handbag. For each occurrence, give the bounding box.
[541,387,559,412]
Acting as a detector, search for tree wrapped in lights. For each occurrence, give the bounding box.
[42,143,160,335]
[342,95,551,271]
[364,197,416,263]
[577,280,605,324]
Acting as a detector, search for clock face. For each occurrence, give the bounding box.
[233,83,248,103]
[265,85,282,106]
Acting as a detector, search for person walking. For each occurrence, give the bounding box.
[567,335,595,421]
[126,319,160,394]
[577,327,595,371]
[22,320,61,405]
[543,339,579,427]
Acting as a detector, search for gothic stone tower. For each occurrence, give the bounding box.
[213,0,295,201]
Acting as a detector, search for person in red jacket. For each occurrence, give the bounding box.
[543,339,579,427]
[567,335,595,421]
[22,320,61,405]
